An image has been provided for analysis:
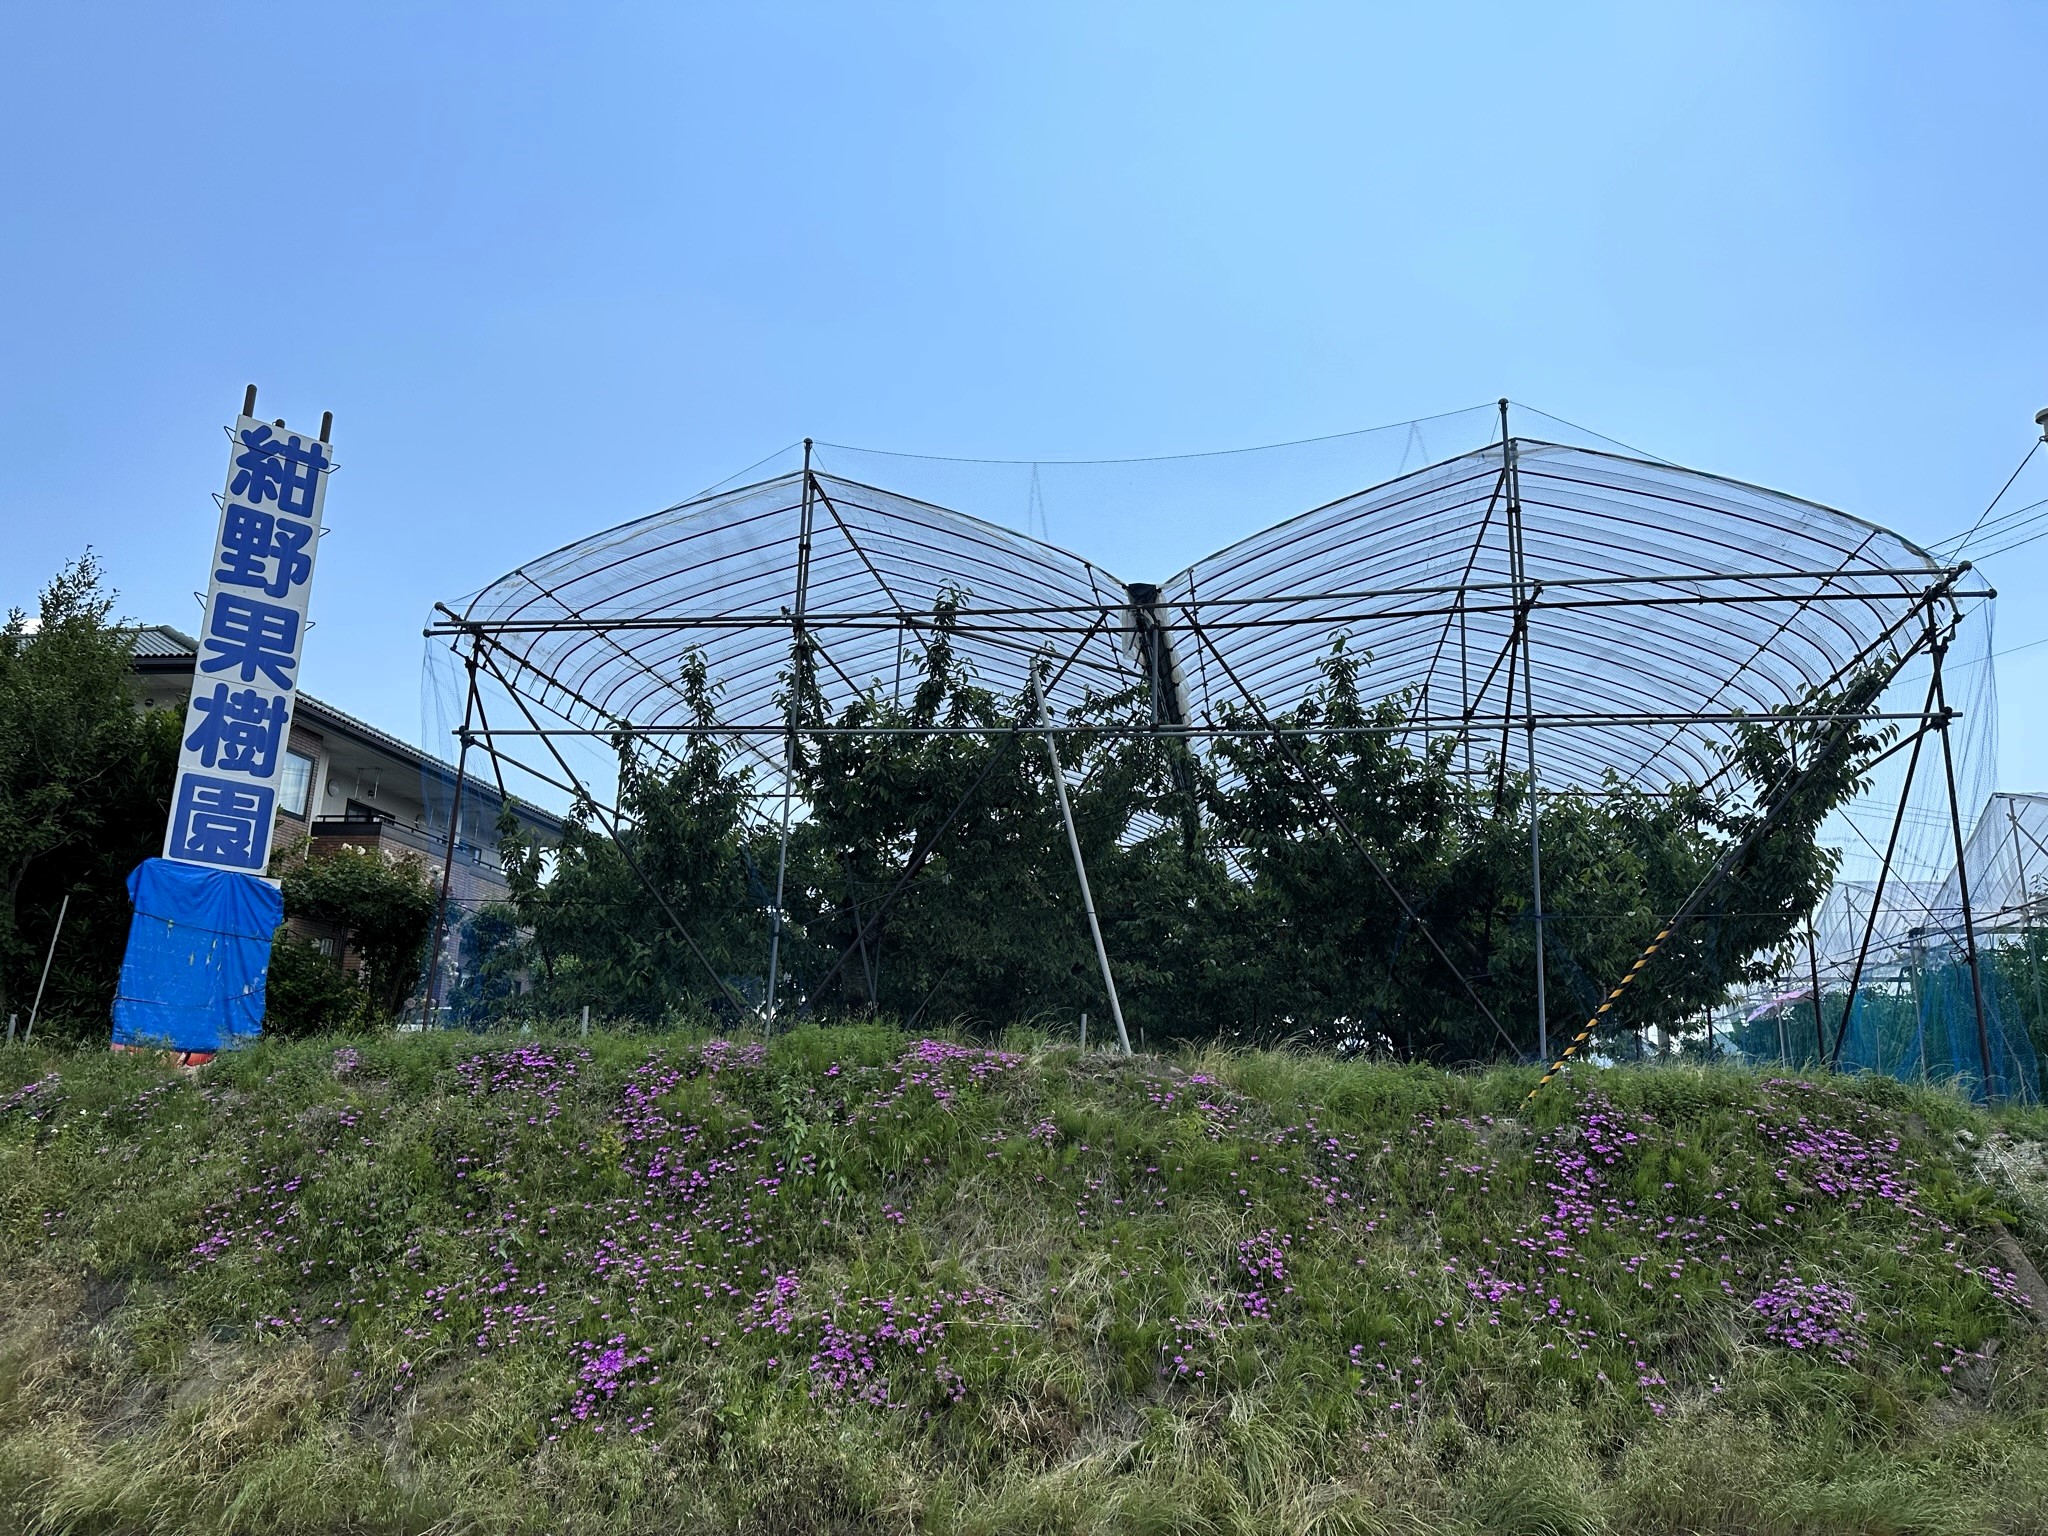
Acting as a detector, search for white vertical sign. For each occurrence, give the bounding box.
[162,413,331,874]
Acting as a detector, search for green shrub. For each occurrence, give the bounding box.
[261,933,377,1038]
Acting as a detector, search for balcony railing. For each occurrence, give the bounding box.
[308,815,507,877]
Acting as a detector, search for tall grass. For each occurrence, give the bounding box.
[0,1029,2042,1534]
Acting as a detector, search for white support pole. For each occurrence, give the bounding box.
[1033,667,1131,1056]
[25,892,70,1044]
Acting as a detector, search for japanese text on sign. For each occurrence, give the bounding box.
[163,413,330,874]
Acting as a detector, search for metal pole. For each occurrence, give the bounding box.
[2007,798,2045,1029]
[1806,915,1826,1065]
[766,439,816,1030]
[1458,589,1472,781]
[1932,633,1997,1098]
[1033,666,1131,1056]
[452,709,1958,742]
[420,647,480,1030]
[1504,412,1549,1064]
[1178,610,1520,1056]
[1910,934,1929,1081]
[1523,663,1547,1062]
[1830,671,1941,1067]
[24,892,70,1043]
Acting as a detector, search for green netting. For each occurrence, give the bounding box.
[1734,944,2041,1103]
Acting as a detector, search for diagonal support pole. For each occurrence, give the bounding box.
[1033,663,1132,1055]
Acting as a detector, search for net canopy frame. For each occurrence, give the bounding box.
[420,404,2003,1085]
[432,437,1963,795]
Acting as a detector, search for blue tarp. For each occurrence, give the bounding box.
[111,858,282,1052]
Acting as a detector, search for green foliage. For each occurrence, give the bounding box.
[277,846,438,1017]
[1992,927,2048,1069]
[784,601,1094,1026]
[478,611,1893,1064]
[446,901,527,1024]
[0,555,180,1036]
[498,652,767,1023]
[262,932,378,1038]
[0,1036,2042,1533]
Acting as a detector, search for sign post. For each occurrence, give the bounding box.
[111,387,332,1059]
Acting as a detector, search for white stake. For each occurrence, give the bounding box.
[25,893,70,1044]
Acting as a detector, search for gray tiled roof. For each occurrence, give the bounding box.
[125,624,200,658]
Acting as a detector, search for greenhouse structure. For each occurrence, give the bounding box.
[421,404,2039,1100]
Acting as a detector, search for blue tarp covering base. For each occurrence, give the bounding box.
[112,858,282,1052]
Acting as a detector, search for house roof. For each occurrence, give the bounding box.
[125,625,563,834]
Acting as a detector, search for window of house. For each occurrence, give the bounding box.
[279,749,317,820]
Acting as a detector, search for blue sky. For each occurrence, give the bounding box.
[4,3,2045,783]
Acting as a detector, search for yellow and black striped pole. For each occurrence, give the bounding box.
[1522,575,1960,1104]
[1526,924,1671,1101]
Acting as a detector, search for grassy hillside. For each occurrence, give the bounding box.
[0,1028,2044,1535]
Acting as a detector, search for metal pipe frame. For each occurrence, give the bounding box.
[451,710,1949,739]
[424,461,1984,1072]
[426,569,1984,635]
[765,445,817,1029]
